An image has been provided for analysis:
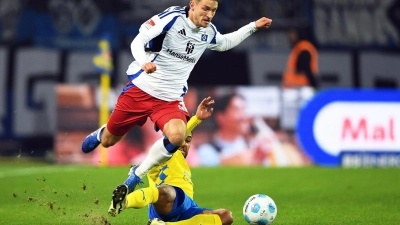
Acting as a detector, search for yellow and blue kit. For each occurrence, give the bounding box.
[147,116,211,221]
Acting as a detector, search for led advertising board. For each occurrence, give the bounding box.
[297,89,400,167]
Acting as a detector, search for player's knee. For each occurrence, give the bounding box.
[157,185,176,204]
[218,209,233,225]
[167,133,185,147]
[163,119,186,146]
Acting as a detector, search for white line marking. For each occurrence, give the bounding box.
[0,166,79,179]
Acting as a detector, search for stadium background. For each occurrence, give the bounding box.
[0,1,400,225]
[1,0,399,167]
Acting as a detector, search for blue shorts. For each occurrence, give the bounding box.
[148,186,211,222]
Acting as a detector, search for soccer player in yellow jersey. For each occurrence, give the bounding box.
[108,97,233,225]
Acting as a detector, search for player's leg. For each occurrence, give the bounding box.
[81,83,150,153]
[108,184,161,216]
[100,127,125,148]
[81,124,107,153]
[151,185,177,214]
[121,102,189,192]
[110,101,189,213]
[81,118,127,153]
[203,209,234,225]
[148,186,230,225]
[133,118,187,179]
[147,209,233,225]
[108,184,174,216]
[115,118,186,198]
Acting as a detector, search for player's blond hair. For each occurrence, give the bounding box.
[192,0,219,3]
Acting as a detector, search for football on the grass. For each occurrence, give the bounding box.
[243,194,277,224]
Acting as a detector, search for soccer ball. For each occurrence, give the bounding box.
[243,194,277,225]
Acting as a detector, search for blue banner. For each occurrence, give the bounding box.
[297,89,400,166]
[32,0,120,50]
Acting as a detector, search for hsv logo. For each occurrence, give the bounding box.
[201,34,208,41]
[186,41,195,54]
[296,89,400,166]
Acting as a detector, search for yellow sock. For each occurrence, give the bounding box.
[166,214,222,225]
[126,186,159,209]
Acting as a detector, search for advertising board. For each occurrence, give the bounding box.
[297,89,400,167]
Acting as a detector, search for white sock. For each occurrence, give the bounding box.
[135,137,174,178]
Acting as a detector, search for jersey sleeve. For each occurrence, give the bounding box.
[130,6,184,65]
[207,22,258,52]
[186,115,202,137]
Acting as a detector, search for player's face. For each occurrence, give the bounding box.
[179,135,192,158]
[190,0,218,27]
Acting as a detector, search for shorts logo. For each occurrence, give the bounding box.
[178,101,188,112]
[201,34,208,42]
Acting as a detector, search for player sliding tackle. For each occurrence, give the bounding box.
[109,97,233,225]
[81,0,272,210]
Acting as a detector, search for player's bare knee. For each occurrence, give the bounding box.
[217,209,234,225]
[168,133,185,147]
[163,120,186,146]
[157,185,176,203]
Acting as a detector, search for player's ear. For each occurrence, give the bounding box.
[190,0,195,9]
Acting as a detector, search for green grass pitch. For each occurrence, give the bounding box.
[1,160,400,225]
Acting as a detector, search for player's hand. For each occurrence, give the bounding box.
[142,62,157,73]
[195,96,214,120]
[255,17,272,29]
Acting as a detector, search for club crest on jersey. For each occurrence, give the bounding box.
[201,34,208,42]
[186,41,195,54]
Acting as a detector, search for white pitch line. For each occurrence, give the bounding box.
[0,166,79,179]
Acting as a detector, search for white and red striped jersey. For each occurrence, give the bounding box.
[126,6,257,101]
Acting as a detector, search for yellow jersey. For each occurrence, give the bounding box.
[147,150,194,199]
[147,115,202,200]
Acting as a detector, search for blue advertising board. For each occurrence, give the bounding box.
[297,89,400,166]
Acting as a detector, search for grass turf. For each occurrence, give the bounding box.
[0,161,400,225]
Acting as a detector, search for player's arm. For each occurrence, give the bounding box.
[130,16,161,66]
[131,8,181,73]
[186,96,214,137]
[208,17,272,52]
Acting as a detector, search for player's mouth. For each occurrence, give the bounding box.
[203,18,210,24]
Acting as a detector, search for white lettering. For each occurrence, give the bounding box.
[13,49,59,136]
[342,153,400,167]
[313,0,399,47]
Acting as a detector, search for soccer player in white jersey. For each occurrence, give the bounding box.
[81,0,272,209]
